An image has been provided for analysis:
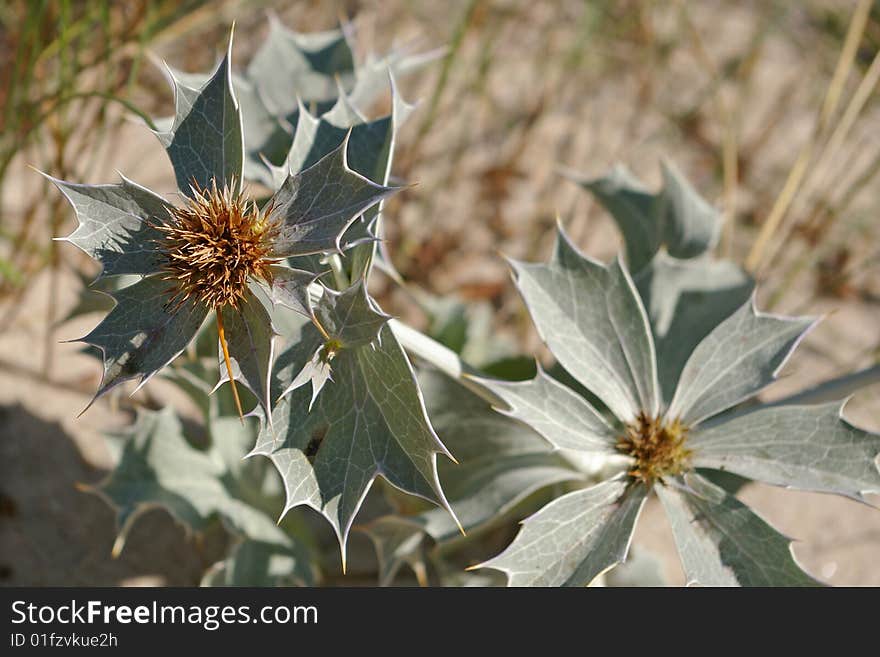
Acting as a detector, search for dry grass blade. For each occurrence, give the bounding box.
[745,0,872,274]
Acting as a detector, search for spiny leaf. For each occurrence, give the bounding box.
[252,321,456,565]
[379,369,582,542]
[362,368,586,585]
[691,401,880,501]
[635,252,754,402]
[246,15,353,116]
[657,160,722,259]
[564,160,721,273]
[280,280,390,408]
[267,265,317,317]
[667,297,816,425]
[311,280,391,349]
[49,175,171,279]
[79,276,209,401]
[656,474,821,586]
[157,35,243,194]
[321,83,366,128]
[286,94,401,186]
[267,134,400,258]
[217,289,276,417]
[164,65,296,189]
[283,344,334,412]
[88,408,294,556]
[280,79,414,279]
[508,225,659,422]
[165,14,439,192]
[419,371,582,539]
[472,366,618,454]
[477,479,648,587]
[566,165,658,272]
[347,44,446,113]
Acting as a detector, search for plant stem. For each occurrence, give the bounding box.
[216,309,244,422]
[388,318,501,406]
[328,253,349,289]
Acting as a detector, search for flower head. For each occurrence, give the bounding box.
[48,31,397,419]
[154,179,279,311]
[476,226,880,586]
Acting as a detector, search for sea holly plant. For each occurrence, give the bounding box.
[49,16,880,587]
[51,21,464,580]
[471,226,880,586]
[48,31,398,420]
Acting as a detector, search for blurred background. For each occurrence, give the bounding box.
[1,0,878,585]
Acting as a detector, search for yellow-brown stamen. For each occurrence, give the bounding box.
[616,413,691,484]
[153,179,279,420]
[154,179,278,311]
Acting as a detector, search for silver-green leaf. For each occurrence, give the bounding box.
[202,538,317,587]
[50,175,171,278]
[667,297,815,425]
[691,401,880,501]
[252,322,456,566]
[157,36,244,194]
[472,366,617,454]
[311,279,391,349]
[635,252,754,402]
[657,474,821,586]
[283,343,334,411]
[509,225,659,422]
[564,161,721,273]
[79,276,209,401]
[267,265,317,317]
[565,165,658,272]
[217,289,276,417]
[657,160,721,259]
[267,134,399,257]
[478,479,647,586]
[89,408,295,557]
[409,369,582,541]
[246,15,353,116]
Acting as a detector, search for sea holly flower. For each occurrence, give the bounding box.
[46,31,397,418]
[473,226,880,586]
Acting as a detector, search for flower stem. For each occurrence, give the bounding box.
[216,309,244,422]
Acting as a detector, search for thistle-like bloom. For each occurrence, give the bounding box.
[47,33,396,417]
[475,226,880,586]
[155,180,280,311]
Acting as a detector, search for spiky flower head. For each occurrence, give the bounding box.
[154,179,279,311]
[47,28,398,420]
[476,225,880,587]
[616,413,690,485]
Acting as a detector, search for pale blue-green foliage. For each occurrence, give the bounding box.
[53,18,453,585]
[171,14,435,191]
[280,279,392,407]
[54,28,396,415]
[475,225,880,587]
[90,406,317,586]
[157,41,243,194]
[58,15,880,588]
[361,369,583,585]
[563,160,721,274]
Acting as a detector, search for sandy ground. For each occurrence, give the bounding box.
[1,1,879,586]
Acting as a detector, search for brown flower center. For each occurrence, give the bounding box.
[616,413,691,484]
[155,180,278,309]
